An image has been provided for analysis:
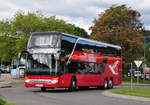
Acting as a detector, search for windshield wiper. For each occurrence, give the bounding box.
[43,45,58,48]
[29,45,58,49]
[44,45,53,48]
[29,46,42,49]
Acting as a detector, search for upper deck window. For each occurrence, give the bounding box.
[76,39,121,57]
[28,34,61,48]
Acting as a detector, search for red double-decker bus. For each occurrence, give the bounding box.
[20,32,122,91]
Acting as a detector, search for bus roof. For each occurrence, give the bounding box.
[31,32,121,49]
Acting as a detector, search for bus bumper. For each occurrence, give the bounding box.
[25,82,59,88]
[25,77,60,88]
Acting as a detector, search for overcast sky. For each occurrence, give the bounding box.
[0,0,150,34]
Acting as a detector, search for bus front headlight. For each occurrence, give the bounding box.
[51,80,58,84]
[25,79,30,83]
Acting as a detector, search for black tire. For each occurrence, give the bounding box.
[97,86,103,89]
[78,86,89,90]
[108,79,113,89]
[103,79,108,89]
[41,87,46,92]
[68,78,76,92]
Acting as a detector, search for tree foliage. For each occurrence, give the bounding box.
[0,11,89,63]
[90,5,144,69]
[0,36,16,62]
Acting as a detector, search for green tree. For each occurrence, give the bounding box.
[90,5,144,71]
[0,19,16,62]
[0,20,12,36]
[0,11,89,63]
[0,36,16,62]
[12,11,88,53]
[73,26,89,38]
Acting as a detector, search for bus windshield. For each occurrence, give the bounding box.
[26,54,59,76]
[28,34,60,48]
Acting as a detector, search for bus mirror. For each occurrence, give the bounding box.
[18,51,28,65]
[18,52,21,60]
[54,53,60,60]
[18,51,28,60]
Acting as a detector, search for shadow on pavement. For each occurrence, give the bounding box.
[32,87,105,93]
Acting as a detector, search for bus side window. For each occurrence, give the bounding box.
[68,61,78,74]
[61,35,77,57]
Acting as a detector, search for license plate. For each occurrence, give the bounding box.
[35,84,43,87]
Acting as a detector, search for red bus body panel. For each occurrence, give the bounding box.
[25,51,122,88]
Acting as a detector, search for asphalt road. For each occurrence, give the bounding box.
[0,84,150,105]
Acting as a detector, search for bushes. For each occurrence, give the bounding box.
[0,94,6,105]
[0,94,15,105]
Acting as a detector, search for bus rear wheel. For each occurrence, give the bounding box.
[108,79,113,89]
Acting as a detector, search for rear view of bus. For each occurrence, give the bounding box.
[23,32,122,91]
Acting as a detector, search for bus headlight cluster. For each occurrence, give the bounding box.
[51,80,58,84]
[25,79,58,84]
[25,79,30,83]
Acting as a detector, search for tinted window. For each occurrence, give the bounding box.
[29,34,60,48]
[67,60,106,74]
[76,40,96,53]
[75,39,121,57]
[117,49,121,57]
[61,35,77,56]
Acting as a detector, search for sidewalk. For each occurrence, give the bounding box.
[0,74,15,88]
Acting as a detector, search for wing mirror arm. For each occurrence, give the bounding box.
[18,51,28,65]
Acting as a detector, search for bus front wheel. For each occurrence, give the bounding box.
[41,87,47,92]
[103,79,108,89]
[68,78,76,92]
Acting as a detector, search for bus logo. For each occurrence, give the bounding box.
[109,61,120,75]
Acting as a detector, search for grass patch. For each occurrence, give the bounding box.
[0,94,15,105]
[109,88,150,98]
[10,78,25,84]
[10,81,24,85]
[14,78,25,81]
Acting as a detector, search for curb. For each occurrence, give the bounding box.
[0,85,12,88]
[0,74,16,88]
[102,91,150,102]
[0,81,12,88]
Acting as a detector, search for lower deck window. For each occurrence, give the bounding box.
[67,60,106,74]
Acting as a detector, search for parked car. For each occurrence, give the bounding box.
[145,74,150,81]
[0,65,5,73]
[134,71,141,77]
[6,66,11,73]
[0,65,11,73]
[140,74,145,79]
[0,69,1,76]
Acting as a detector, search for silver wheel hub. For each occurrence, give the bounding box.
[109,80,112,86]
[73,81,76,88]
[104,80,107,88]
